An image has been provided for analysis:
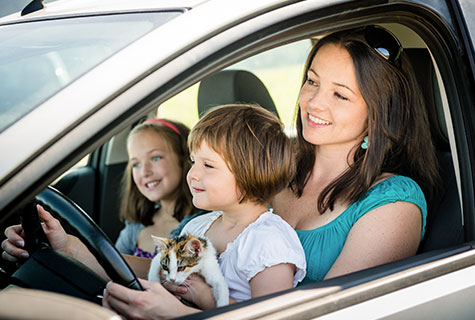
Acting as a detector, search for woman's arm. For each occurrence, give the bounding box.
[164,263,295,309]
[162,274,227,309]
[325,201,421,279]
[68,241,151,281]
[103,279,199,319]
[1,204,108,278]
[32,205,113,280]
[2,205,151,281]
[249,263,295,298]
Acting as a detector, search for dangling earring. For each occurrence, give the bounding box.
[361,136,368,149]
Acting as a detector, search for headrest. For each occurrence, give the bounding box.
[405,48,449,151]
[197,70,279,119]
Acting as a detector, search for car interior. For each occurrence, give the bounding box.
[48,23,463,253]
[0,17,468,316]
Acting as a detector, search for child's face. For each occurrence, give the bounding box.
[128,129,182,203]
[187,141,240,212]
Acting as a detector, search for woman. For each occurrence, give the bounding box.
[2,25,440,318]
[272,25,440,284]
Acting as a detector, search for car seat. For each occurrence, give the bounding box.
[404,48,464,252]
[197,69,280,119]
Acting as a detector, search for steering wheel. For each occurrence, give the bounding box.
[11,186,142,302]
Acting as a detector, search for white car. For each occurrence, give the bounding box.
[0,0,474,319]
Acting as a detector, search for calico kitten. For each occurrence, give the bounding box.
[148,233,229,307]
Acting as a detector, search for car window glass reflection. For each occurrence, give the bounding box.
[0,11,181,133]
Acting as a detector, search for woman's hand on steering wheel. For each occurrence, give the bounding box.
[103,279,197,319]
[35,205,71,253]
[2,205,71,262]
[2,224,28,262]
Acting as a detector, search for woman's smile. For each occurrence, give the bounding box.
[308,113,332,126]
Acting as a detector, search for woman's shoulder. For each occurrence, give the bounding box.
[352,174,427,220]
[369,175,424,199]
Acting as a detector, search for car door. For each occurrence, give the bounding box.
[1,0,475,318]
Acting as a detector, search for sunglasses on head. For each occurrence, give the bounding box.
[364,25,403,68]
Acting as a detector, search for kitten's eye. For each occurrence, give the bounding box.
[162,265,169,272]
[177,266,186,272]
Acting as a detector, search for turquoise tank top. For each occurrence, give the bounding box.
[297,175,427,285]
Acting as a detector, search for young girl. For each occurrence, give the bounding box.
[115,119,196,258]
[175,104,306,306]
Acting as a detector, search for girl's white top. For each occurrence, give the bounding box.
[180,209,306,302]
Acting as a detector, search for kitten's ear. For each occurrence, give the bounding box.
[186,238,203,255]
[151,235,168,251]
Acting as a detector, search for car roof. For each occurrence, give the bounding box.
[0,0,208,22]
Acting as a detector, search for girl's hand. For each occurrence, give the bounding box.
[162,274,217,310]
[2,205,70,261]
[103,278,198,319]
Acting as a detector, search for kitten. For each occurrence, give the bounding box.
[148,233,229,307]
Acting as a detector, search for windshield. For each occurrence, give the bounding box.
[0,11,181,133]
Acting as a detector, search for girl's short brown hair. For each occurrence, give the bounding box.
[189,104,295,205]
